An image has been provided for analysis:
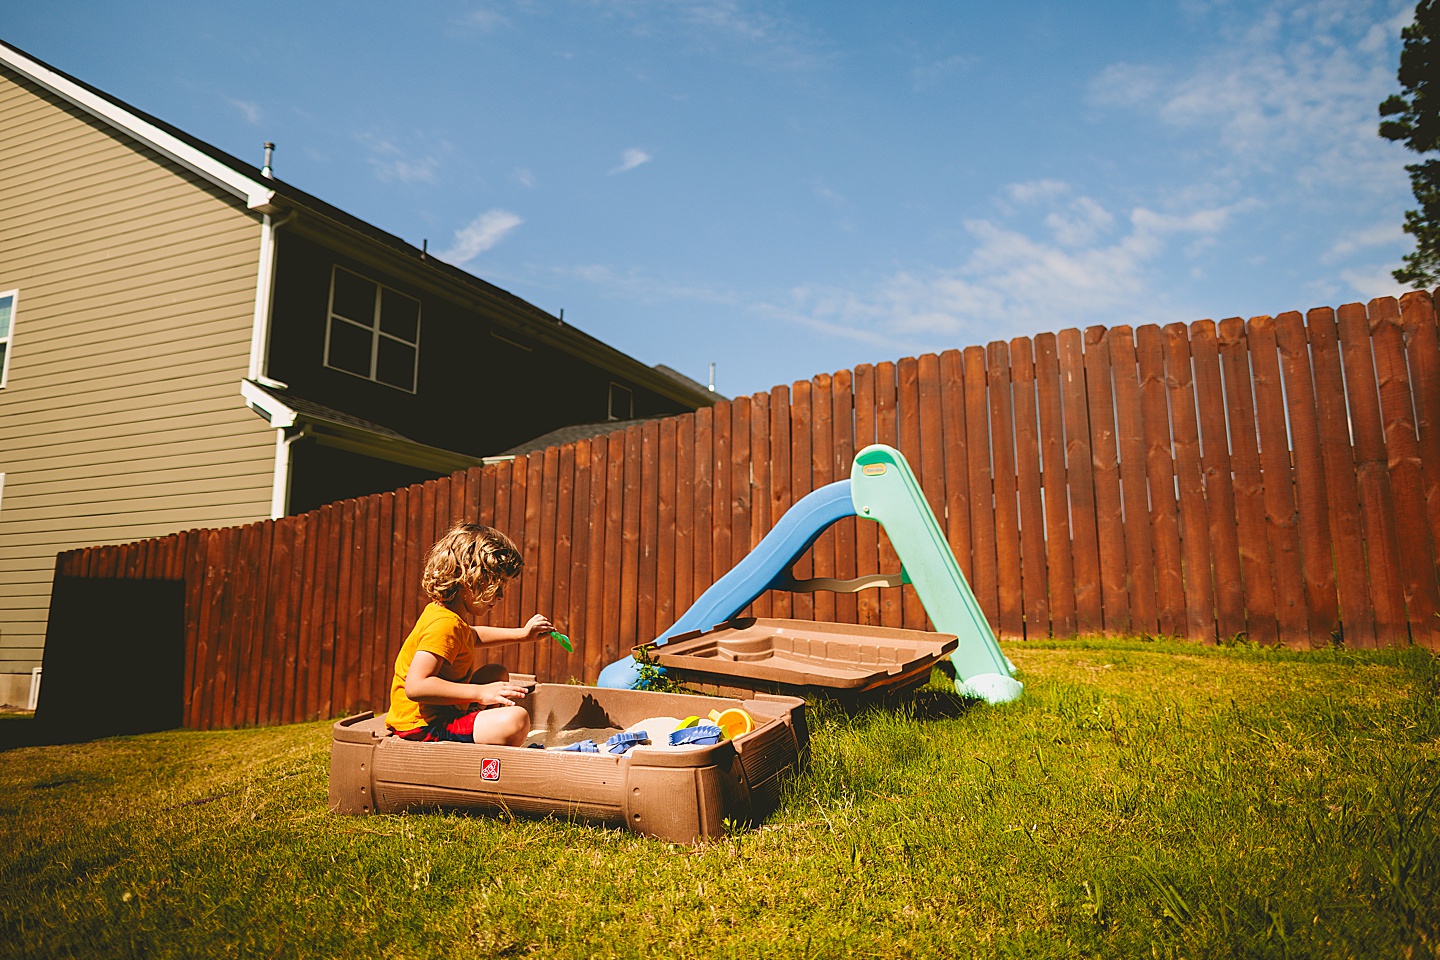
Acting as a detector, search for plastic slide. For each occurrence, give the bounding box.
[596,444,1021,704]
[848,445,1021,703]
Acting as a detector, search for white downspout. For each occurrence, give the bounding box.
[247,211,295,385]
[270,425,309,519]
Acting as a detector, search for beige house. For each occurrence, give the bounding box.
[0,40,714,708]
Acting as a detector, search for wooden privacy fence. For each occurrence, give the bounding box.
[52,292,1440,729]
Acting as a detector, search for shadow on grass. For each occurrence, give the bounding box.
[0,717,168,752]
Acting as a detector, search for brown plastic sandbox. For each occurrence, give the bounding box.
[329,683,807,844]
[645,617,958,702]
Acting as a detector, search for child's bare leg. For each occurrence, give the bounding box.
[471,706,529,746]
[468,662,528,746]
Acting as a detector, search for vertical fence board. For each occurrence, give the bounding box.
[404,483,426,643]
[1276,311,1341,645]
[260,520,292,724]
[518,457,545,676]
[963,346,998,630]
[227,525,252,726]
[583,438,610,682]
[388,486,411,673]
[504,458,530,674]
[210,527,242,729]
[1338,301,1409,645]
[1218,318,1278,644]
[371,492,395,711]
[732,398,755,615]
[619,426,644,662]
[712,400,733,584]
[1188,321,1245,641]
[285,515,311,725]
[333,501,358,717]
[768,386,793,619]
[1034,334,1076,636]
[1085,326,1130,635]
[674,418,696,623]
[938,351,972,585]
[354,498,379,713]
[1370,297,1440,645]
[566,441,589,678]
[1167,323,1217,642]
[832,370,857,624]
[1011,338,1049,639]
[1249,316,1311,646]
[181,530,205,728]
[603,431,627,668]
[693,408,714,616]
[1401,293,1440,650]
[1108,327,1158,635]
[317,505,340,718]
[852,367,880,624]
[750,392,773,619]
[790,383,815,621]
[810,378,837,624]
[657,420,679,631]
[245,520,275,725]
[987,342,1023,640]
[638,422,660,644]
[536,447,562,680]
[896,361,926,629]
[1058,329,1102,634]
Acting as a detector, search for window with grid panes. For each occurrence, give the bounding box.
[324,267,420,392]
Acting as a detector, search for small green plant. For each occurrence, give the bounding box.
[632,644,680,692]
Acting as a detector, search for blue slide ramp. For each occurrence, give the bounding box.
[596,481,857,690]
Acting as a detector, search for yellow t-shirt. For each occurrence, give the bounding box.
[385,602,475,732]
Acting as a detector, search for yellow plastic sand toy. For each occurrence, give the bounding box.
[707,707,754,740]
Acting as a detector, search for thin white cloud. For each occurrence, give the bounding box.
[228,98,262,126]
[1339,263,1410,300]
[1007,179,1070,205]
[513,167,535,187]
[1322,221,1404,263]
[759,198,1240,348]
[1088,0,1408,194]
[438,210,523,265]
[1045,196,1115,247]
[610,148,652,174]
[360,134,447,184]
[911,53,975,91]
[458,5,508,31]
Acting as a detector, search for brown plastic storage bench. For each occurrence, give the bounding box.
[329,683,807,844]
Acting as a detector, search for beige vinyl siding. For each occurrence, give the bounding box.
[0,68,276,678]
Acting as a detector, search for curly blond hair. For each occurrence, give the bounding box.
[421,523,523,605]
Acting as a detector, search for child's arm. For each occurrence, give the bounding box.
[404,651,528,707]
[471,613,554,646]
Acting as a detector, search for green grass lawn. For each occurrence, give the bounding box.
[2,639,1437,959]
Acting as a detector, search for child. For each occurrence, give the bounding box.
[385,522,552,746]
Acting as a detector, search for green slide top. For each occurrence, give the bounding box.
[849,444,1022,704]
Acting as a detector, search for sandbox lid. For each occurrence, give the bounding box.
[648,618,958,693]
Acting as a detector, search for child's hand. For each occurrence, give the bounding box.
[475,680,529,707]
[521,613,554,642]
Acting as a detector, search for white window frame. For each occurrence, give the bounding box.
[608,381,633,421]
[322,266,420,393]
[0,289,18,389]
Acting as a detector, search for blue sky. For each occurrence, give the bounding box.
[5,0,1420,398]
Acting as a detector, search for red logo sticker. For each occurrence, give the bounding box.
[481,758,500,781]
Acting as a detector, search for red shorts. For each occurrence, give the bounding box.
[393,708,484,743]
